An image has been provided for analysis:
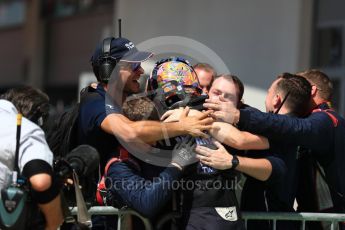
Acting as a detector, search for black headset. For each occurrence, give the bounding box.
[98,37,117,83]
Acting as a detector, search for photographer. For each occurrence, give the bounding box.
[0,86,63,230]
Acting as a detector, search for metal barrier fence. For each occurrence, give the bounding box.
[242,212,345,230]
[70,206,153,230]
[71,207,345,230]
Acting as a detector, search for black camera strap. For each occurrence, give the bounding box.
[14,114,22,176]
[274,91,290,114]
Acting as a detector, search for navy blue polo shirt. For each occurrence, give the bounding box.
[241,146,298,215]
[241,111,300,214]
[239,108,302,230]
[239,103,345,213]
[78,84,121,169]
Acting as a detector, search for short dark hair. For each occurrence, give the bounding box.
[122,97,159,121]
[276,73,311,117]
[215,74,244,108]
[0,86,50,123]
[297,69,333,101]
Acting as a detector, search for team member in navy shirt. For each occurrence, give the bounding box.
[198,73,312,230]
[78,37,212,170]
[172,75,246,230]
[78,37,213,229]
[204,70,345,230]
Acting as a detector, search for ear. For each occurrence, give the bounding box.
[311,85,318,97]
[273,94,282,108]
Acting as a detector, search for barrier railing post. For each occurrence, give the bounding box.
[273,219,276,230]
[117,213,122,230]
[301,220,305,230]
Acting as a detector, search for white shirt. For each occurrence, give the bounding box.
[0,100,53,189]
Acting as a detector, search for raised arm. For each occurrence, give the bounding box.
[204,97,334,154]
[238,106,333,153]
[101,107,213,143]
[210,122,269,150]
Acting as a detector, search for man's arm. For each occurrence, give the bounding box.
[29,173,63,230]
[101,107,213,143]
[204,97,334,154]
[107,162,181,218]
[210,122,269,150]
[161,109,269,150]
[237,107,333,153]
[20,121,63,230]
[195,141,286,182]
[106,137,196,218]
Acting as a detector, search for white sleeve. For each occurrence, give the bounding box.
[18,119,53,173]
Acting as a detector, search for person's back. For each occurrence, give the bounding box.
[0,100,52,189]
[0,98,63,230]
[239,73,312,230]
[296,102,345,212]
[77,85,121,170]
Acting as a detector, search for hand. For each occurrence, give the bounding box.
[161,108,183,122]
[161,107,209,122]
[178,107,213,138]
[171,136,197,170]
[195,140,233,170]
[203,96,239,124]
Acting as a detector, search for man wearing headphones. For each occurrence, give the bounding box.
[78,38,212,229]
[0,86,63,230]
[79,37,212,171]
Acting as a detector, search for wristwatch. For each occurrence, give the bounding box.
[231,155,239,169]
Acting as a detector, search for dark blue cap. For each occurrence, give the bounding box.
[91,37,153,66]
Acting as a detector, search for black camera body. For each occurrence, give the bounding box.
[54,145,100,207]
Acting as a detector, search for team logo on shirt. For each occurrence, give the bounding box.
[215,207,238,221]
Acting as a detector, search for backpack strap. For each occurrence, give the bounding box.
[96,146,140,206]
[119,146,141,171]
[96,157,122,206]
[103,146,132,175]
